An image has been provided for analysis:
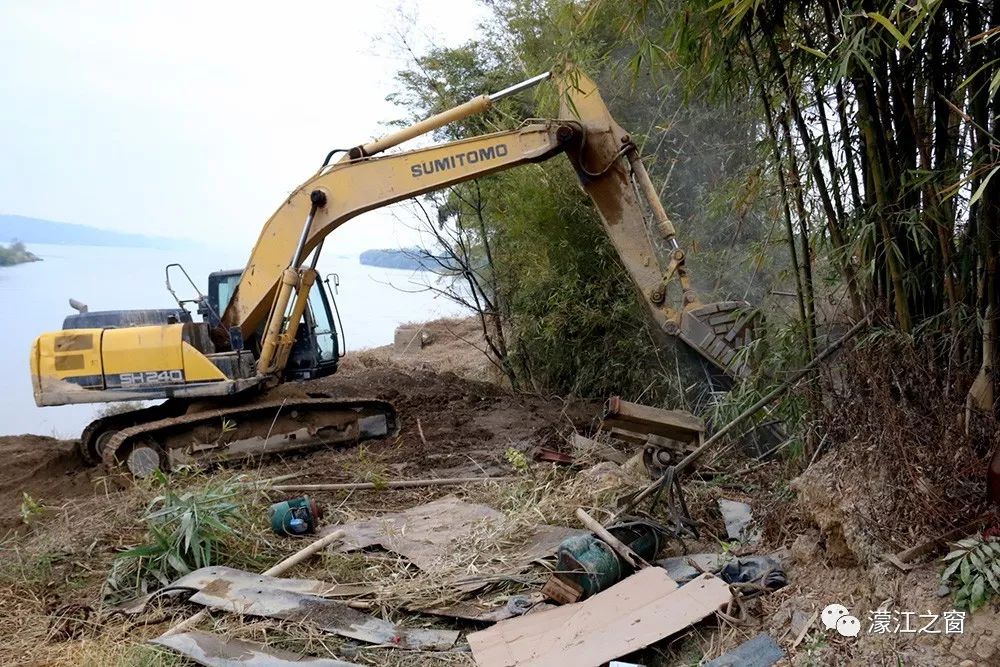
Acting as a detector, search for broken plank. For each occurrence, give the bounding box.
[603,396,705,442]
[468,570,730,667]
[152,630,360,666]
[190,582,458,650]
[571,434,627,465]
[421,593,550,623]
[881,515,989,571]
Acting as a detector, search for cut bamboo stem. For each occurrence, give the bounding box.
[271,477,513,492]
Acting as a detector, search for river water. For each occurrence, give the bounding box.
[0,243,465,437]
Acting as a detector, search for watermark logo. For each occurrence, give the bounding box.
[822,604,859,637]
[822,603,966,638]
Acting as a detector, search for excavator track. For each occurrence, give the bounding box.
[96,397,398,476]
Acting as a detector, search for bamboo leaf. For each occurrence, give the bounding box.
[866,12,912,49]
[795,42,828,60]
[970,165,1000,206]
[942,557,963,581]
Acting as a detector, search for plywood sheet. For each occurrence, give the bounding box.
[468,570,730,667]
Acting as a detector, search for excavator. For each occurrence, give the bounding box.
[29,68,753,476]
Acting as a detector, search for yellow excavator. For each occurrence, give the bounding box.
[29,68,752,476]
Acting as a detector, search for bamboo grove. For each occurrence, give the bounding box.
[601,1,999,400]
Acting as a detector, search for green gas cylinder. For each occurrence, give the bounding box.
[555,521,662,598]
[268,496,322,536]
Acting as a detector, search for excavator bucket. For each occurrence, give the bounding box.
[556,67,754,377]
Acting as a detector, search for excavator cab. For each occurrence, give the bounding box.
[206,269,341,381]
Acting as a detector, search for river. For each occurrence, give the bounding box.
[0,243,465,437]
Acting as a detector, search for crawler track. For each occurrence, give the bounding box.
[90,397,397,475]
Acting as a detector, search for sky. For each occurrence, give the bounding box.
[0,1,489,255]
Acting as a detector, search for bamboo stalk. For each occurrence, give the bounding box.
[575,508,648,569]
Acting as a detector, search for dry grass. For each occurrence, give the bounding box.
[794,336,1000,563]
[0,440,649,666]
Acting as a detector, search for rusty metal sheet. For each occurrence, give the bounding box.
[152,630,359,666]
[189,582,458,650]
[115,566,373,615]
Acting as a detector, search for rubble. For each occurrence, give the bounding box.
[704,633,783,667]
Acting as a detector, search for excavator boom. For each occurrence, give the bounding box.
[29,66,751,475]
[225,68,750,378]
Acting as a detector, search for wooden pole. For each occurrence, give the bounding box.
[271,477,513,492]
[575,508,648,569]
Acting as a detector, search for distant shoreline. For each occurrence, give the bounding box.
[360,248,433,271]
[1,214,188,250]
[0,242,41,267]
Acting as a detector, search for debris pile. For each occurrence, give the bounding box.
[7,340,996,666]
[91,395,796,667]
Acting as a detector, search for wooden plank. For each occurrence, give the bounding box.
[571,434,627,464]
[607,427,649,445]
[603,397,704,442]
[541,574,583,604]
[468,570,730,667]
[152,630,361,666]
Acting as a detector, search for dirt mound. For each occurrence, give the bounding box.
[0,435,99,534]
[792,338,999,565]
[0,346,594,531]
[347,316,497,384]
[267,363,596,480]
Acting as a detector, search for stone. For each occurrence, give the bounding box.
[973,635,995,661]
[791,531,820,564]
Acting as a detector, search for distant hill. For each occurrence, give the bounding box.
[360,248,436,271]
[0,214,188,249]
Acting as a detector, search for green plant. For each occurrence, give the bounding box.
[504,447,529,473]
[106,477,242,595]
[941,536,1000,612]
[19,493,45,524]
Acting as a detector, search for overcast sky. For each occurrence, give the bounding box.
[0,1,488,255]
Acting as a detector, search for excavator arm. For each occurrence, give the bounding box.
[30,67,753,476]
[222,122,575,369]
[228,68,751,380]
